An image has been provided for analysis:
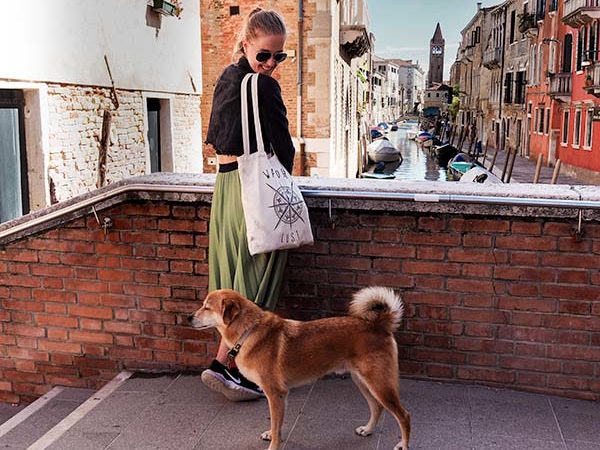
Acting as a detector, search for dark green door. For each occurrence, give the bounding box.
[147,98,161,173]
[0,90,29,223]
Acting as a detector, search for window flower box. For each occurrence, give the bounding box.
[152,0,181,17]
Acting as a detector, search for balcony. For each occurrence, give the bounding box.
[548,72,572,102]
[483,47,502,69]
[563,0,600,27]
[340,24,371,63]
[518,12,538,36]
[584,62,600,97]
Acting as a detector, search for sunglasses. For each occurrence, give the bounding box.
[256,51,288,63]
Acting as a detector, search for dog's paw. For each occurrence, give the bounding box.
[393,443,407,450]
[260,430,272,441]
[354,425,373,437]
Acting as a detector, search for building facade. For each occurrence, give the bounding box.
[454,0,600,183]
[200,0,373,179]
[389,59,426,115]
[0,0,203,224]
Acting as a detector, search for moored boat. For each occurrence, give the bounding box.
[459,166,502,184]
[434,144,459,167]
[367,139,402,163]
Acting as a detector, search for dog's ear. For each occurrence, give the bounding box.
[221,297,241,325]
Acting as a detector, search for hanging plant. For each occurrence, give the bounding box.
[152,0,183,18]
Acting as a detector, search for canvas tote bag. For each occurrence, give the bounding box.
[238,73,314,256]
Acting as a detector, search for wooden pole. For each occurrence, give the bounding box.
[500,146,511,182]
[505,146,517,183]
[489,146,499,171]
[533,153,543,183]
[481,139,490,165]
[551,159,562,184]
[97,110,112,189]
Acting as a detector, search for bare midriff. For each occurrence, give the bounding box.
[217,154,238,165]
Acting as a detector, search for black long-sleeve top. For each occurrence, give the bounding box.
[205,57,295,173]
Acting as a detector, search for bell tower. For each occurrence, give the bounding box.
[428,23,445,87]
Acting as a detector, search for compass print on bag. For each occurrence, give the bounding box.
[267,183,307,229]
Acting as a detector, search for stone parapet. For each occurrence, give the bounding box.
[0,174,599,403]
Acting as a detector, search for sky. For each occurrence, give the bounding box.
[367,0,500,80]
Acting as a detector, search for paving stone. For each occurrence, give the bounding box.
[552,397,600,444]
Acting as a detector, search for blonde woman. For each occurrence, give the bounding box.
[202,8,295,401]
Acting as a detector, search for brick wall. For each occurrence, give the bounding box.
[200,0,300,174]
[47,85,201,202]
[1,193,600,403]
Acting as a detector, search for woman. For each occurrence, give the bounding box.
[202,8,295,401]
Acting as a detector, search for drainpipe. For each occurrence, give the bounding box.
[297,0,306,175]
[499,4,507,125]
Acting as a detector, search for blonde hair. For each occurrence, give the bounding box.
[232,8,287,61]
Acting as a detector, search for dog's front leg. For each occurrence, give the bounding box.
[261,389,288,450]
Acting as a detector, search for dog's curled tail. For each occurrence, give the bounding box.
[348,286,404,333]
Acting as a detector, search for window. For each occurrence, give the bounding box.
[545,108,551,134]
[585,108,594,148]
[577,30,584,71]
[0,90,29,223]
[510,11,516,43]
[531,45,538,84]
[574,109,582,146]
[539,108,545,133]
[534,108,539,133]
[563,34,573,73]
[145,97,174,173]
[504,72,513,103]
[562,110,569,144]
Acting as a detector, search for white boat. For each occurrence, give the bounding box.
[406,126,419,140]
[367,139,402,163]
[459,166,503,184]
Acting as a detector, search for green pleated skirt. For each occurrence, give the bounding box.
[208,169,287,311]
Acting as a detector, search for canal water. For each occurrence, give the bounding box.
[375,127,449,182]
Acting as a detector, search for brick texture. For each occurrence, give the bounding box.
[1,202,600,403]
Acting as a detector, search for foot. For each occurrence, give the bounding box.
[261,430,272,441]
[201,360,264,402]
[355,425,373,437]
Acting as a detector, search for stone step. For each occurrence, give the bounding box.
[0,386,95,449]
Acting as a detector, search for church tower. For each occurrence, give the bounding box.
[428,23,445,87]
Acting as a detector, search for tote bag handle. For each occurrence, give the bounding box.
[240,73,266,156]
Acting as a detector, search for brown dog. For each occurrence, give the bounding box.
[189,287,410,450]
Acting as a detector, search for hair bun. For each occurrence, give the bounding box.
[249,7,262,16]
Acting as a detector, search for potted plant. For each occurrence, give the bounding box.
[152,0,183,18]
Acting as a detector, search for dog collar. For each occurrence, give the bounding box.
[227,322,258,361]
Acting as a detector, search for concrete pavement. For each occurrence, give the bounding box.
[2,373,598,450]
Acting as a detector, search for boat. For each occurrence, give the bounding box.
[362,172,396,179]
[367,139,402,163]
[459,166,502,184]
[447,153,476,180]
[434,144,459,167]
[406,126,419,140]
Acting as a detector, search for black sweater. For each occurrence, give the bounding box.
[205,57,295,173]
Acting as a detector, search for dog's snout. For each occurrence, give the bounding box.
[187,314,195,323]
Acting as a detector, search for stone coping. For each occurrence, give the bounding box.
[1,173,600,245]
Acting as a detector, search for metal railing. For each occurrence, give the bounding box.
[2,181,600,244]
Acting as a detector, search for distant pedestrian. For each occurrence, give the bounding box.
[201,7,295,402]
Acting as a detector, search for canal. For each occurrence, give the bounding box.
[385,127,449,182]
